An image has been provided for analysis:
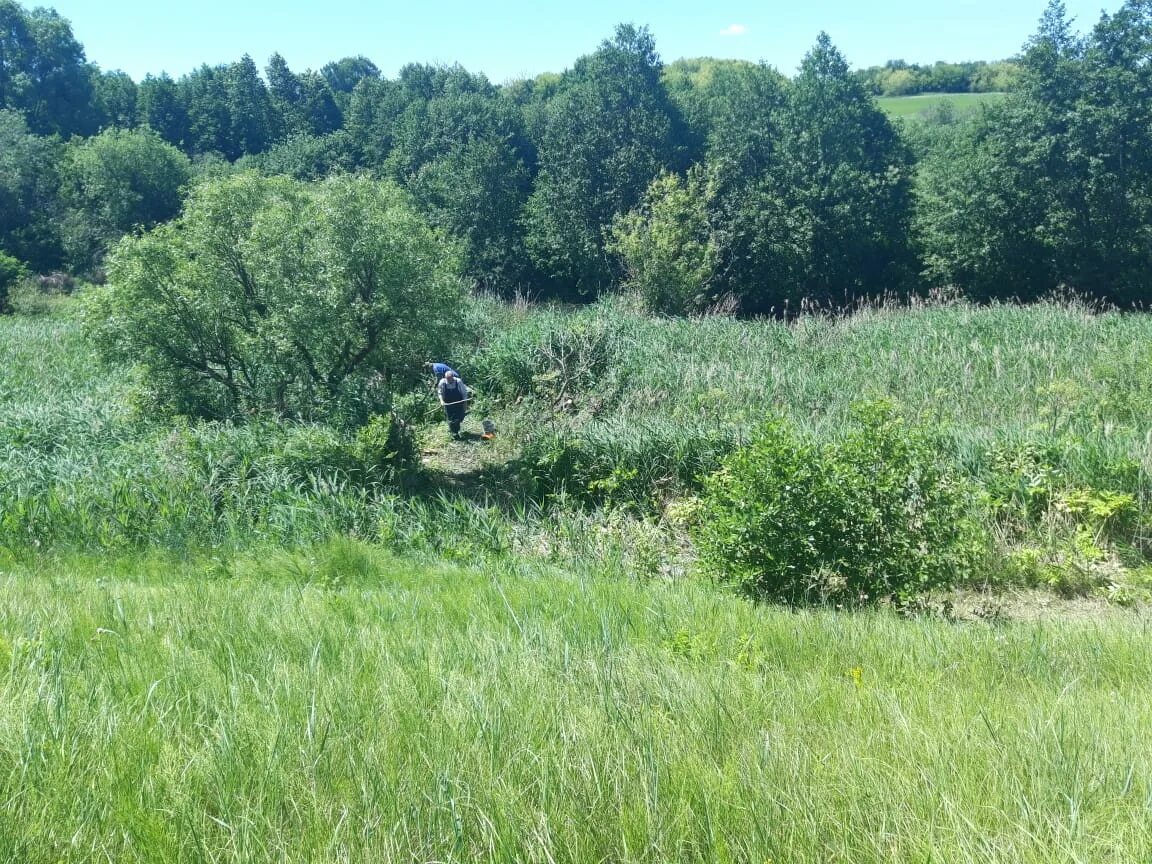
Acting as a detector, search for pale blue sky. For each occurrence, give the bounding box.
[46,0,1123,83]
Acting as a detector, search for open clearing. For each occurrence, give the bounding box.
[878,91,1008,118]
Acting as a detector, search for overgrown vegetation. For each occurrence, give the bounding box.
[5,294,1152,603]
[4,2,1152,858]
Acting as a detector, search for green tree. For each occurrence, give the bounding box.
[61,127,191,272]
[524,24,688,299]
[321,55,380,104]
[242,130,354,180]
[87,173,465,422]
[609,168,719,313]
[267,54,341,140]
[266,52,304,139]
[297,70,342,136]
[137,73,188,146]
[386,89,535,292]
[732,33,914,313]
[916,0,1152,304]
[180,65,230,156]
[91,69,138,129]
[0,1,95,135]
[0,108,64,269]
[344,76,409,169]
[224,55,275,157]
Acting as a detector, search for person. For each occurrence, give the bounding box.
[437,370,470,439]
[425,361,458,383]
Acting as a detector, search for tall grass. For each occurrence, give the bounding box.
[1,544,1150,862]
[5,296,1152,595]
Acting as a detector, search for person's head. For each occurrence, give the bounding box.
[444,370,456,381]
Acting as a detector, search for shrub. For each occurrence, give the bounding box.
[0,252,27,314]
[608,168,719,314]
[692,402,985,602]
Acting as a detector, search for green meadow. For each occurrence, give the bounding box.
[2,545,1151,863]
[4,296,1152,861]
[878,91,1008,119]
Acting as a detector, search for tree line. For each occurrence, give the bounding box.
[852,59,1021,97]
[1,0,1150,314]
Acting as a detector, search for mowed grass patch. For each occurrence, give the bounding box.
[2,543,1151,862]
[877,91,1008,119]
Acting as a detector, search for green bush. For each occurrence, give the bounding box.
[693,402,985,602]
[0,252,27,314]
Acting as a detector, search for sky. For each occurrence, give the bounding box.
[44,0,1126,83]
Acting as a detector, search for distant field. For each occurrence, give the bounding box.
[878,91,1008,118]
[2,545,1152,863]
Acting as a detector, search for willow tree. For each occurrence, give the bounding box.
[87,172,464,423]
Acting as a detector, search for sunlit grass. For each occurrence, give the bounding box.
[878,91,1008,119]
[1,544,1150,862]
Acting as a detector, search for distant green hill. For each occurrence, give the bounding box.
[878,91,1007,119]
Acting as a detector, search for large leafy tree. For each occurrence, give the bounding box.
[87,173,465,422]
[344,76,410,169]
[223,55,275,158]
[137,73,188,147]
[91,69,138,130]
[386,88,536,293]
[0,108,63,269]
[180,65,231,156]
[751,33,915,311]
[0,0,95,136]
[60,126,191,272]
[321,55,380,105]
[524,24,688,299]
[916,0,1152,304]
[267,54,341,141]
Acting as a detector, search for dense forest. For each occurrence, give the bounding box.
[1,0,1150,315]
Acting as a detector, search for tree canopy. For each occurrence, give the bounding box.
[87,173,465,422]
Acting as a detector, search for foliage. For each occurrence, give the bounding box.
[916,0,1152,305]
[86,173,464,423]
[241,130,354,180]
[386,88,536,294]
[750,33,914,311]
[60,127,192,273]
[520,419,736,509]
[854,58,1021,96]
[0,108,64,270]
[0,250,26,313]
[0,0,95,135]
[608,167,720,313]
[693,403,985,602]
[524,24,688,299]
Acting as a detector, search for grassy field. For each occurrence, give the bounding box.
[878,92,1008,119]
[5,296,1152,860]
[4,296,1152,595]
[2,544,1151,863]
